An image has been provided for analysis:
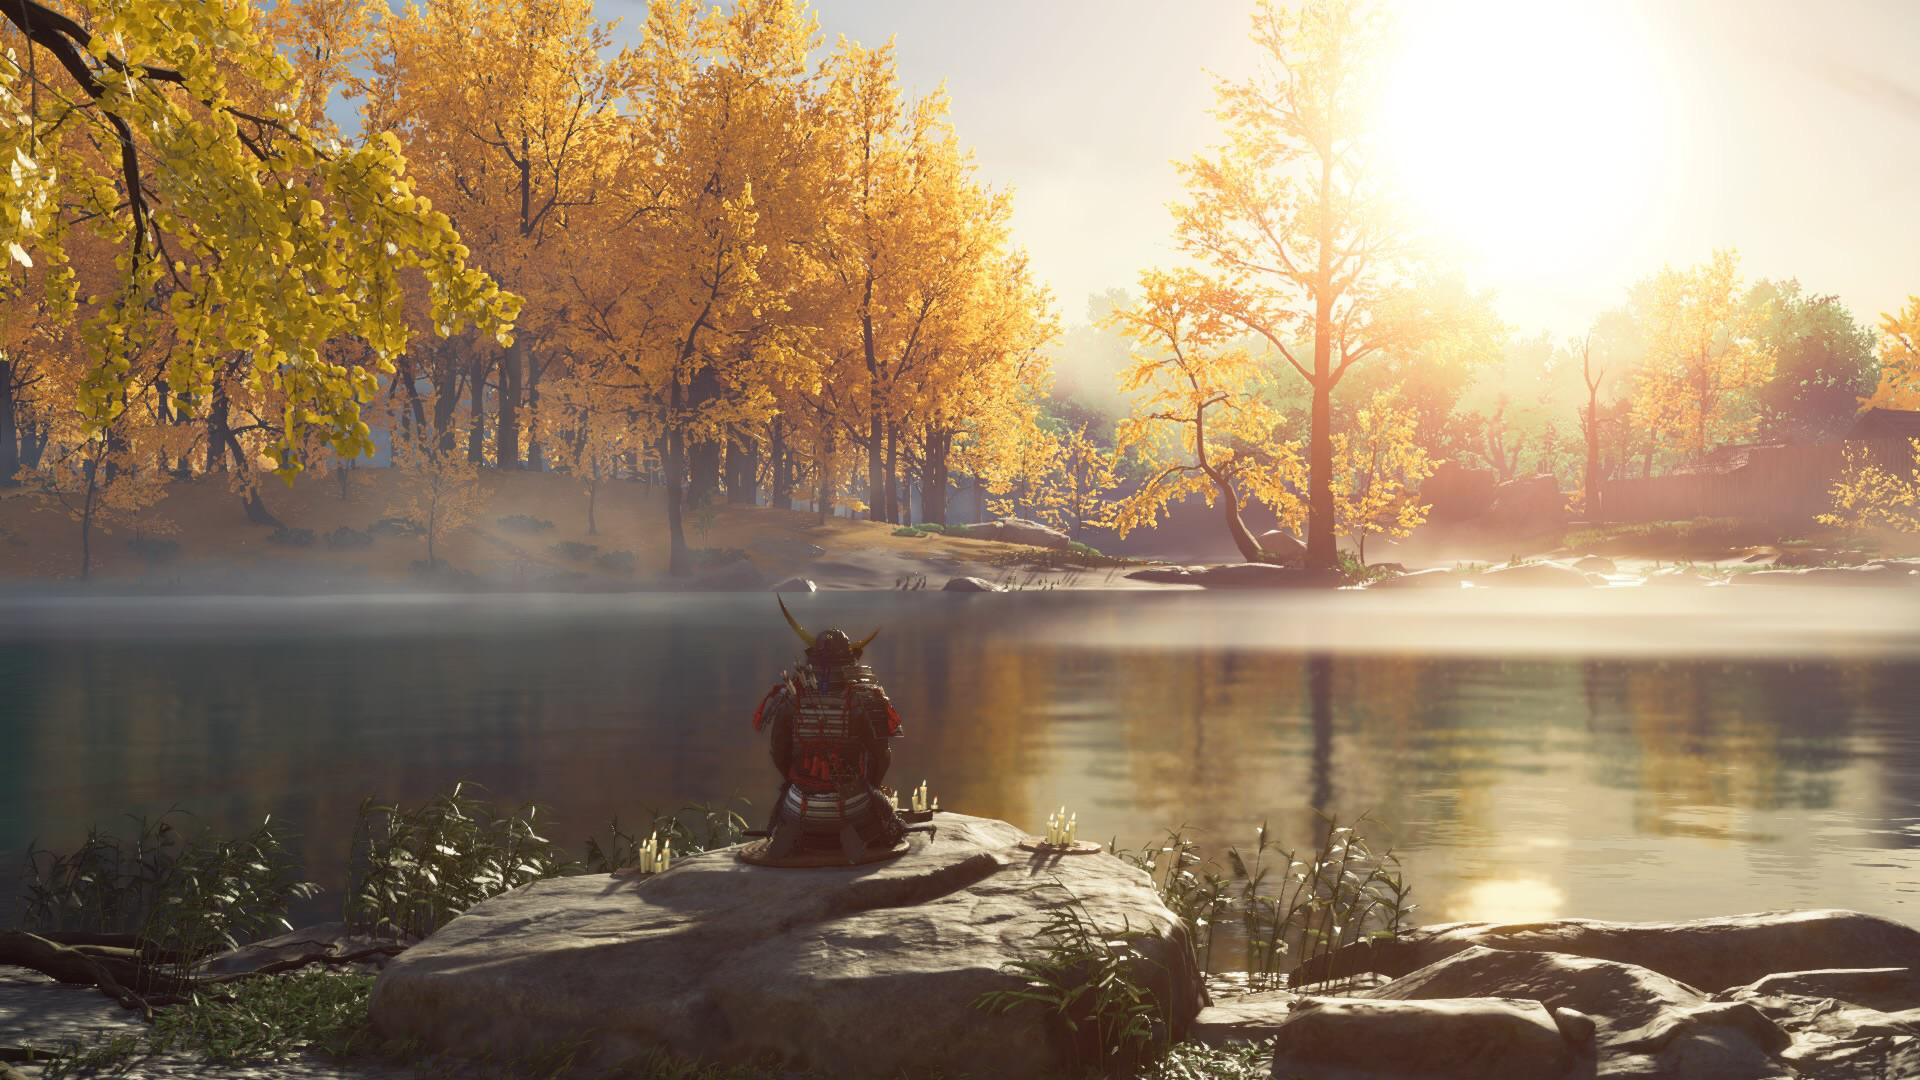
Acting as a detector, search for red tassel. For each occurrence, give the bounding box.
[885,703,903,736]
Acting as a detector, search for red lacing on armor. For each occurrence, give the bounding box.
[751,683,785,731]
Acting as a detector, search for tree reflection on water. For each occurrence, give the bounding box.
[2,591,1916,927]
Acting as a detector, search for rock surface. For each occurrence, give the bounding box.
[941,575,1002,592]
[1733,566,1905,587]
[1364,567,1462,590]
[1475,562,1594,588]
[1370,945,1791,1077]
[1255,529,1306,563]
[1268,996,1578,1080]
[1304,910,1920,994]
[1571,554,1618,575]
[369,814,1205,1078]
[768,576,818,593]
[950,517,1071,550]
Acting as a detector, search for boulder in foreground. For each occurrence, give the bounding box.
[369,814,1204,1078]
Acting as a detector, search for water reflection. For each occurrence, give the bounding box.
[2,592,1917,928]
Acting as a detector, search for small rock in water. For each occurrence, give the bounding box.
[941,575,1002,592]
[769,577,817,593]
[1571,554,1617,575]
[1364,567,1461,589]
[1475,562,1594,588]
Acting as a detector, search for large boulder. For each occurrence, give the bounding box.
[1125,565,1206,585]
[1474,561,1594,588]
[369,815,1205,1078]
[1268,996,1580,1079]
[1298,910,1920,996]
[1255,529,1306,564]
[1484,473,1567,533]
[1370,946,1791,1076]
[1422,462,1499,523]
[950,517,1071,550]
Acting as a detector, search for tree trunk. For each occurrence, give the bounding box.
[587,462,599,536]
[1211,470,1266,563]
[468,353,490,465]
[816,430,835,526]
[79,458,97,581]
[923,429,952,525]
[665,385,690,576]
[204,386,226,473]
[526,352,545,471]
[862,272,885,523]
[884,423,900,523]
[0,357,17,485]
[1585,390,1603,523]
[770,419,792,510]
[497,339,523,469]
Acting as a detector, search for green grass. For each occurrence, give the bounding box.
[1561,516,1814,557]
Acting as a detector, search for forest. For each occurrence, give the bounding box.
[2,0,1918,582]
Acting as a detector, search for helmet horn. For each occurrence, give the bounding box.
[854,628,880,652]
[777,596,815,647]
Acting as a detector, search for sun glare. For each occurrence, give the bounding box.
[1377,1,1669,277]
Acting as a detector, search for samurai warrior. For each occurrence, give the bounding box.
[751,598,909,864]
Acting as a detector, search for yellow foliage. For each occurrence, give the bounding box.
[1817,440,1920,535]
[1864,296,1920,412]
[1331,390,1433,561]
[1629,250,1774,458]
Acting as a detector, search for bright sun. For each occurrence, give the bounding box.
[1375,1,1669,276]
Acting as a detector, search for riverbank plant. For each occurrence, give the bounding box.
[343,783,570,939]
[1119,812,1414,991]
[22,813,317,989]
[974,882,1174,1076]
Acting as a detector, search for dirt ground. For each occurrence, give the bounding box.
[0,469,1141,592]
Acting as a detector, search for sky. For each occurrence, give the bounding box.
[586,0,1920,341]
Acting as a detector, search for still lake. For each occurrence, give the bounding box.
[3,589,1918,930]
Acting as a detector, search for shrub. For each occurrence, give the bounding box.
[974,882,1171,1075]
[369,516,422,537]
[1116,812,1413,991]
[595,550,637,574]
[497,514,555,534]
[128,536,181,564]
[343,782,571,939]
[891,526,929,538]
[550,540,599,561]
[690,547,748,567]
[323,526,373,551]
[23,814,317,988]
[266,526,315,548]
[916,522,947,533]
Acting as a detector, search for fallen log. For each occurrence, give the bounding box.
[0,930,151,1016]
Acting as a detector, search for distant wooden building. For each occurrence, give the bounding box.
[1595,409,1919,525]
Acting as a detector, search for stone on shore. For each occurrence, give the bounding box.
[1363,567,1462,589]
[368,814,1204,1078]
[941,575,1002,592]
[768,576,818,593]
[1474,561,1594,588]
[1300,909,1920,994]
[950,517,1071,549]
[1268,996,1578,1079]
[1571,554,1618,575]
[1732,565,1901,587]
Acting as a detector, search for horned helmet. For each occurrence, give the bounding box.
[778,596,878,667]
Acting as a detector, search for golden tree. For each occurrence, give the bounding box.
[1864,296,1920,411]
[1108,270,1304,559]
[0,0,519,483]
[1331,390,1432,562]
[367,0,634,470]
[1630,250,1774,459]
[1030,424,1119,540]
[1169,0,1423,569]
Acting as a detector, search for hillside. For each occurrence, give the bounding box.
[0,470,1133,592]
